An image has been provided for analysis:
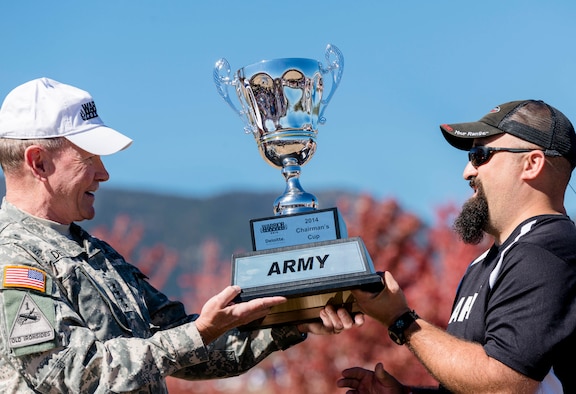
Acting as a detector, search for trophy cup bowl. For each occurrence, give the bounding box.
[214,45,344,216]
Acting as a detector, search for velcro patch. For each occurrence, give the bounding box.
[9,293,55,349]
[3,265,46,292]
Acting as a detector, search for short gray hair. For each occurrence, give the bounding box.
[0,137,67,173]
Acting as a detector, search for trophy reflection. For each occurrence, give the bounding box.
[214,44,382,328]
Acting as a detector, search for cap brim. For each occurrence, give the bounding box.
[440,121,504,151]
[65,126,133,156]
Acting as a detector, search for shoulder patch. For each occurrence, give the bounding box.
[3,265,46,292]
[9,293,55,348]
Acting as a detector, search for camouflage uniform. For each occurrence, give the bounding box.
[0,200,305,393]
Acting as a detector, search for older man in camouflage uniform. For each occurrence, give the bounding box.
[0,78,362,393]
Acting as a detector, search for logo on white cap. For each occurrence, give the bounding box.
[80,101,99,121]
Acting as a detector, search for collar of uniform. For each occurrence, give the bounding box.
[0,198,72,238]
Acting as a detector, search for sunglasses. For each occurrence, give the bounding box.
[468,146,542,167]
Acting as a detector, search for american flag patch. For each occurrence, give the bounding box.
[3,266,46,292]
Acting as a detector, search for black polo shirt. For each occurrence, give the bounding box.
[446,215,576,393]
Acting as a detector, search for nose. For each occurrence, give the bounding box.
[462,161,477,181]
[94,156,110,182]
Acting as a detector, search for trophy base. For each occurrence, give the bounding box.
[232,236,382,329]
[236,271,384,330]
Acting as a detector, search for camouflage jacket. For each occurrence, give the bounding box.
[0,200,305,393]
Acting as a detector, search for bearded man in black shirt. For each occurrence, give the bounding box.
[338,100,576,394]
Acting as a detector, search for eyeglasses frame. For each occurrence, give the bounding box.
[467,146,562,167]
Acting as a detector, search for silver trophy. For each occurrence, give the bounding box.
[214,44,343,216]
[214,45,382,328]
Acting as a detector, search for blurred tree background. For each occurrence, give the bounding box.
[92,194,490,393]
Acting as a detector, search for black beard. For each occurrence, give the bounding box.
[453,181,489,245]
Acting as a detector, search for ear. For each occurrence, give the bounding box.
[24,146,52,180]
[521,150,546,180]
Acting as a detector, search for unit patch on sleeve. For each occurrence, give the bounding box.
[3,265,46,292]
[9,293,55,349]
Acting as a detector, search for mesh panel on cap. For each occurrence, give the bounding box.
[499,101,555,150]
[499,100,576,165]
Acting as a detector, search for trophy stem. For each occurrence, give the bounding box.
[273,158,318,216]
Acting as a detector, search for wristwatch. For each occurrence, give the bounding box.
[388,310,419,345]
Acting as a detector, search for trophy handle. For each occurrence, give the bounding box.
[214,58,254,134]
[318,44,344,124]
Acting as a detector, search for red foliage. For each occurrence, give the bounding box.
[91,214,179,290]
[95,196,491,393]
[177,238,228,310]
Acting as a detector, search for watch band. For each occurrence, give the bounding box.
[388,310,419,345]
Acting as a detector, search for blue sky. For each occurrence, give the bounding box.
[1,1,576,221]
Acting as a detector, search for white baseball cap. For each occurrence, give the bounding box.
[0,77,133,155]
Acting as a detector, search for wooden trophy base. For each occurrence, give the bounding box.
[239,274,383,329]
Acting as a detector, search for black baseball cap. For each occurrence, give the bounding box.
[440,100,576,169]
